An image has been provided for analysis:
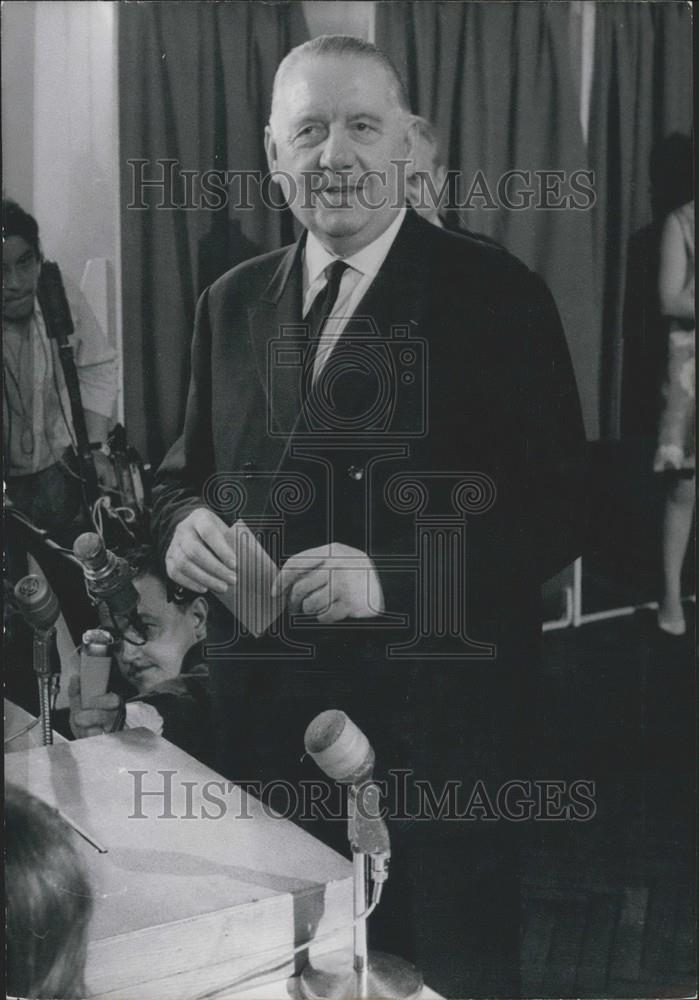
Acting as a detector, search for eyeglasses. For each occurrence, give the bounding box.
[106,610,149,647]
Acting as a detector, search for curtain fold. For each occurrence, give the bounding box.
[119,2,306,466]
[376,1,692,441]
[588,1,692,439]
[377,1,600,437]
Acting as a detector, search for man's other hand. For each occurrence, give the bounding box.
[271,543,385,623]
[165,508,237,594]
[68,675,122,738]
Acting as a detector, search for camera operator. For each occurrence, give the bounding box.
[68,547,214,768]
[2,199,118,544]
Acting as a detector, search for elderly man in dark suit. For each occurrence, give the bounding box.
[152,34,584,996]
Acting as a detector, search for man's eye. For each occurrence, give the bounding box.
[353,122,374,134]
[296,125,320,141]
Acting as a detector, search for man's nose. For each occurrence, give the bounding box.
[3,267,22,291]
[119,638,141,663]
[318,126,355,172]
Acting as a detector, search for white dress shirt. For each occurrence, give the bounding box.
[302,207,407,381]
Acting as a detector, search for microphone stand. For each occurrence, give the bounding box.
[353,849,369,991]
[34,623,58,746]
[300,781,422,1000]
[13,576,61,746]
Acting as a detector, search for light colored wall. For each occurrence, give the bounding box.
[1,2,36,209]
[2,0,122,412]
[2,0,379,413]
[32,3,119,285]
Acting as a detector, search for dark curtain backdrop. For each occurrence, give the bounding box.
[376,1,600,437]
[588,1,693,439]
[119,2,307,466]
[376,1,693,441]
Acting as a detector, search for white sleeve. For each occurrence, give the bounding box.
[65,279,119,418]
[124,701,164,735]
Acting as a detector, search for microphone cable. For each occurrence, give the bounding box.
[189,898,380,1000]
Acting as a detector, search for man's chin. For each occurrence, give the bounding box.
[128,666,160,694]
[312,206,366,235]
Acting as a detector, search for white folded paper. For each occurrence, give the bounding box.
[214,520,284,637]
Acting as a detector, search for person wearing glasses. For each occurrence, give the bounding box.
[68,547,214,766]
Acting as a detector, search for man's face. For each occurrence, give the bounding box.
[2,236,40,322]
[116,575,207,695]
[265,54,416,256]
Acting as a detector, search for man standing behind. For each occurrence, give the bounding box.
[2,199,118,540]
[153,35,584,995]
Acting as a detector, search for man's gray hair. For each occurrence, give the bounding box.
[270,34,411,122]
[414,117,445,172]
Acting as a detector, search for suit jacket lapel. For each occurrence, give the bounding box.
[247,211,430,442]
[312,210,430,425]
[248,236,306,440]
[346,209,428,340]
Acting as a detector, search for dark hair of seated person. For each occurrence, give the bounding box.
[121,543,199,607]
[5,784,93,999]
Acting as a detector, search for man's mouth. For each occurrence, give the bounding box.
[129,663,156,682]
[318,184,362,205]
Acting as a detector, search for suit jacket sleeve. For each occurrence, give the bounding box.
[516,270,586,584]
[151,288,216,565]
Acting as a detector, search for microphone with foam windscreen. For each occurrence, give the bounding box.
[13,574,61,633]
[305,709,389,857]
[304,709,376,785]
[80,628,113,708]
[73,532,139,616]
[13,575,61,746]
[301,711,423,998]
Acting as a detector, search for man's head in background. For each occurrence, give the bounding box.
[114,547,208,695]
[2,199,42,322]
[265,34,418,257]
[407,117,448,227]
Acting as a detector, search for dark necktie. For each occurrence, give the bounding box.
[305,259,350,357]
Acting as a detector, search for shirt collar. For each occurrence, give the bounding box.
[304,206,407,286]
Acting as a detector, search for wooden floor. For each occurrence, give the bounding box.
[521,604,696,998]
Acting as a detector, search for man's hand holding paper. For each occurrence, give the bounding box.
[272,543,385,623]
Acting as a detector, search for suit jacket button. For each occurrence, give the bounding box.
[242,461,256,479]
[347,465,364,481]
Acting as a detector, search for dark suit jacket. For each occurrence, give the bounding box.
[152,207,584,783]
[152,207,584,992]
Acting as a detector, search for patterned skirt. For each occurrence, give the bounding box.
[654,326,695,472]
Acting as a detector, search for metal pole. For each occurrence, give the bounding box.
[353,851,369,995]
[33,631,55,746]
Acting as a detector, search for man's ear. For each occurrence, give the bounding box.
[404,115,420,173]
[264,125,277,174]
[190,596,208,641]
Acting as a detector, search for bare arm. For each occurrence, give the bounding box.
[659,212,694,322]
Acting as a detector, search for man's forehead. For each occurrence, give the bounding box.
[134,574,171,615]
[2,235,34,262]
[276,54,398,121]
